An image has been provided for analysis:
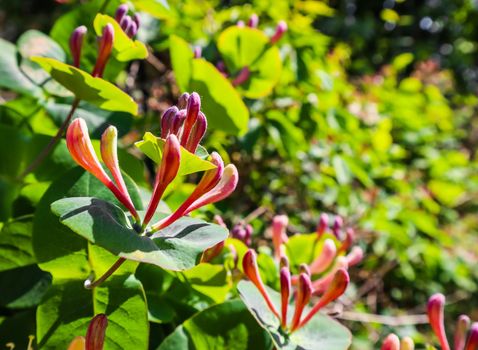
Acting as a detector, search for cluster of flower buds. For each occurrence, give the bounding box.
[381,334,415,350]
[160,92,207,154]
[68,314,108,350]
[114,4,140,38]
[66,92,238,234]
[427,293,478,350]
[231,222,253,246]
[243,249,349,332]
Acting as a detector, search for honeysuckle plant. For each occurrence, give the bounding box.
[51,92,238,288]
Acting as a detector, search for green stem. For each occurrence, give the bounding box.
[99,0,112,13]
[18,98,80,179]
[84,257,126,289]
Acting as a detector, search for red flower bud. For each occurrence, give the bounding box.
[290,273,312,331]
[125,21,138,38]
[454,315,470,350]
[333,215,343,239]
[170,109,187,136]
[272,215,288,260]
[160,106,179,138]
[85,314,108,350]
[427,293,450,350]
[338,228,354,254]
[312,257,348,294]
[201,240,225,263]
[92,24,114,77]
[316,213,329,239]
[69,26,87,68]
[232,67,251,86]
[178,92,190,109]
[115,4,128,23]
[242,250,280,318]
[248,14,259,28]
[309,239,336,274]
[180,92,201,145]
[465,323,478,350]
[270,20,287,44]
[381,334,400,350]
[185,111,207,153]
[280,266,291,328]
[280,255,289,268]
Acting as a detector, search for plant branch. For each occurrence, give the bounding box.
[337,311,429,326]
[84,257,126,289]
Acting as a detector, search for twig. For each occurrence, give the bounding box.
[146,48,166,72]
[244,206,267,223]
[337,311,429,326]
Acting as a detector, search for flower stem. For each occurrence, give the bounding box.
[19,98,80,179]
[84,257,126,289]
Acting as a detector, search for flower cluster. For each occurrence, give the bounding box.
[66,92,238,234]
[242,249,349,333]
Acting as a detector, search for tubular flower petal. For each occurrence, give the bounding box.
[401,337,415,350]
[381,334,400,350]
[299,263,311,277]
[160,106,179,138]
[170,109,187,136]
[270,20,287,44]
[185,112,207,153]
[115,4,128,23]
[316,213,328,239]
[120,15,132,31]
[143,134,181,228]
[92,23,114,77]
[181,92,201,145]
[309,239,337,274]
[333,216,343,239]
[101,126,138,219]
[298,268,349,329]
[201,240,225,263]
[427,293,451,350]
[85,314,108,350]
[345,246,364,267]
[290,273,312,331]
[338,228,354,254]
[312,257,348,294]
[272,215,289,260]
[178,92,190,109]
[69,26,87,68]
[465,323,478,350]
[132,13,140,29]
[242,250,280,318]
[248,13,259,28]
[455,315,471,350]
[125,21,138,38]
[280,266,291,328]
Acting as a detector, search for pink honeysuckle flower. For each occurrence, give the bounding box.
[142,134,181,228]
[69,26,87,68]
[86,314,108,350]
[115,4,128,23]
[232,67,251,86]
[309,238,336,274]
[290,272,312,331]
[271,215,289,260]
[248,13,259,28]
[280,266,291,328]
[120,15,132,31]
[338,228,354,254]
[185,112,207,153]
[125,21,138,38]
[66,118,139,221]
[428,293,451,350]
[297,268,349,330]
[345,246,364,267]
[180,92,201,145]
[243,249,280,318]
[160,106,179,138]
[312,256,348,295]
[231,223,253,246]
[270,20,287,44]
[455,315,471,350]
[333,215,343,239]
[92,24,114,77]
[381,334,400,350]
[178,92,190,109]
[316,213,329,239]
[170,109,187,135]
[465,323,478,350]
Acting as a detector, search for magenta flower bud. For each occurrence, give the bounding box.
[85,314,108,350]
[120,15,132,31]
[455,315,471,350]
[381,334,400,350]
[280,266,291,328]
[178,92,190,109]
[214,215,227,228]
[160,106,179,138]
[69,25,87,68]
[170,109,187,135]
[193,46,202,58]
[290,273,312,331]
[248,14,259,28]
[237,20,245,27]
[115,4,128,23]
[244,224,253,246]
[216,61,227,74]
[232,66,251,86]
[316,213,329,239]
[272,215,288,260]
[309,239,336,274]
[333,215,343,239]
[270,20,287,44]
[92,23,114,77]
[185,111,207,153]
[133,13,140,29]
[232,224,247,241]
[427,293,450,350]
[180,92,201,146]
[345,246,363,267]
[465,323,478,350]
[242,250,280,318]
[125,21,138,38]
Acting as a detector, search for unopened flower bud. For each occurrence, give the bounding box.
[185,112,207,153]
[160,106,179,138]
[178,92,190,109]
[454,315,470,350]
[115,4,128,23]
[125,21,138,38]
[345,246,363,267]
[181,92,201,145]
[92,24,114,77]
[244,224,253,246]
[214,215,227,228]
[272,215,289,260]
[216,61,227,74]
[193,46,202,58]
[232,225,247,241]
[85,314,108,350]
[242,250,280,318]
[201,240,225,263]
[316,213,329,239]
[69,26,87,68]
[401,337,415,350]
[381,334,400,350]
[310,239,336,274]
[333,216,343,239]
[465,323,478,350]
[120,15,132,31]
[280,255,289,269]
[427,293,450,350]
[280,266,291,328]
[169,109,187,136]
[338,228,354,254]
[312,257,348,294]
[299,263,311,276]
[232,66,250,86]
[248,14,259,28]
[291,273,312,331]
[270,20,287,44]
[133,13,140,30]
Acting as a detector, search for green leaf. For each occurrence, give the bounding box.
[217,26,282,98]
[237,281,352,350]
[180,263,232,303]
[50,197,229,270]
[31,57,138,115]
[131,0,170,19]
[0,217,36,271]
[169,35,193,92]
[135,132,216,176]
[159,300,273,350]
[93,14,148,61]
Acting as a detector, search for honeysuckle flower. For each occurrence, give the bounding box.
[309,238,336,274]
[160,106,179,138]
[280,266,291,328]
[466,323,478,350]
[92,23,114,77]
[290,272,312,330]
[248,14,259,28]
[312,256,348,294]
[193,46,202,58]
[180,92,201,145]
[243,249,280,318]
[333,215,343,238]
[125,21,138,38]
[69,26,87,68]
[170,109,187,136]
[185,111,207,153]
[316,213,329,239]
[232,67,251,86]
[142,134,181,228]
[201,240,225,263]
[455,315,471,350]
[381,334,400,350]
[115,4,128,22]
[345,246,364,267]
[132,14,140,29]
[231,223,253,246]
[428,293,450,350]
[66,118,139,222]
[178,92,190,109]
[338,228,354,254]
[271,215,288,260]
[86,314,108,350]
[270,20,287,44]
